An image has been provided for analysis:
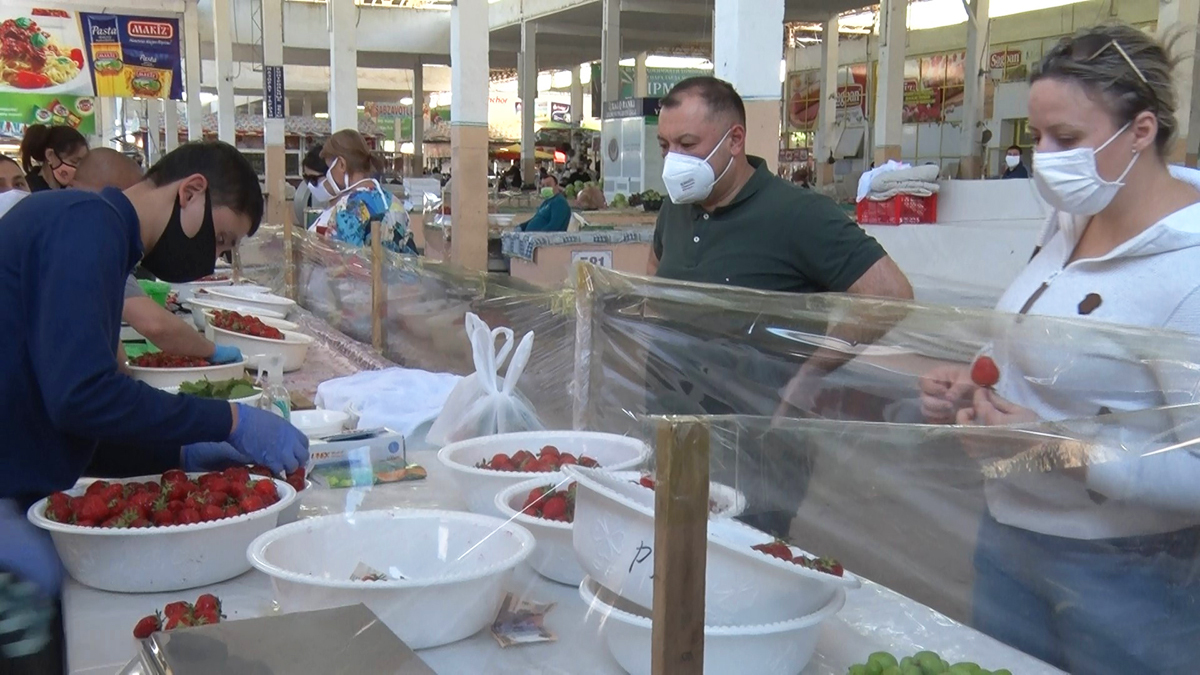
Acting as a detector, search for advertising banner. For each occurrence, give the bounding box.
[786,64,868,131]
[0,92,94,136]
[79,12,183,100]
[0,7,94,136]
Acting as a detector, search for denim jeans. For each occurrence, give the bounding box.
[972,513,1200,674]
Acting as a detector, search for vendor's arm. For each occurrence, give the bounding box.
[28,203,233,447]
[123,296,217,360]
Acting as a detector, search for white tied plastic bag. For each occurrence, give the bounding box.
[426,313,544,446]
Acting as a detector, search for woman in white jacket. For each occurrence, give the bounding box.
[919,24,1200,674]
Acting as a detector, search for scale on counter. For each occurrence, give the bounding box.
[120,604,435,675]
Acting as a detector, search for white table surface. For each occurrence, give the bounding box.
[63,449,1061,675]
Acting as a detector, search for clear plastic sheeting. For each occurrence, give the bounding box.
[198,233,1200,674]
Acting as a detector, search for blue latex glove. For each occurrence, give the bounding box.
[181,441,252,472]
[210,345,242,365]
[0,499,63,599]
[227,404,309,475]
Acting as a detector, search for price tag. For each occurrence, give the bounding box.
[571,250,613,268]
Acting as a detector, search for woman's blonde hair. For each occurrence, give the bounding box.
[1032,23,1184,156]
[321,129,384,175]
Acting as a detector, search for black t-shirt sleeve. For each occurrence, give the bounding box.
[791,194,886,292]
[653,209,666,260]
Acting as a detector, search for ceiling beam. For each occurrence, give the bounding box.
[620,0,711,17]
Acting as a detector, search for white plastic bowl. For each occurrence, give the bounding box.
[437,431,651,518]
[186,296,290,330]
[27,476,296,593]
[199,308,299,334]
[163,384,262,406]
[565,465,860,626]
[579,576,845,675]
[290,410,351,439]
[200,287,296,315]
[247,509,535,649]
[495,472,747,586]
[170,277,241,304]
[208,326,313,372]
[126,360,247,390]
[277,479,314,525]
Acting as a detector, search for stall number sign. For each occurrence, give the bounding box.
[572,250,613,268]
[264,65,285,119]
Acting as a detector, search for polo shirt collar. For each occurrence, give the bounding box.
[701,155,772,216]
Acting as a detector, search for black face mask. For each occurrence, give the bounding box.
[140,190,217,283]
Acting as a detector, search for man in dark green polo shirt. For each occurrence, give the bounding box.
[643,76,913,537]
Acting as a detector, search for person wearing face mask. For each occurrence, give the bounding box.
[518,175,571,232]
[917,25,1200,674]
[19,124,88,192]
[0,156,30,221]
[310,129,413,253]
[0,141,309,672]
[1000,145,1029,179]
[293,144,330,228]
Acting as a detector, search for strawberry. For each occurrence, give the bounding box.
[248,465,275,478]
[557,453,577,467]
[522,487,548,511]
[512,450,534,465]
[152,509,175,526]
[539,445,560,460]
[163,601,192,620]
[540,495,568,521]
[132,613,162,639]
[752,540,793,562]
[194,594,221,616]
[222,466,251,484]
[45,504,71,522]
[48,492,70,508]
[128,492,158,517]
[100,483,125,504]
[76,495,110,523]
[143,481,162,494]
[238,495,264,513]
[578,455,600,468]
[193,608,220,625]
[178,508,201,525]
[130,517,151,528]
[813,557,845,577]
[638,475,656,490]
[85,480,110,497]
[970,356,1000,388]
[285,467,306,492]
[252,480,277,500]
[201,504,224,522]
[206,491,230,507]
[167,499,185,513]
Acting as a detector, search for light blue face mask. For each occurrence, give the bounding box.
[540,187,554,199]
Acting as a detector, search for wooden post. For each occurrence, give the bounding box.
[282,219,296,300]
[370,219,386,351]
[651,417,709,675]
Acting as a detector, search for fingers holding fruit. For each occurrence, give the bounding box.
[918,364,976,424]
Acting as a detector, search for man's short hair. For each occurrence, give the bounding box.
[0,155,17,168]
[661,76,747,126]
[145,141,264,235]
[1007,144,1022,153]
[302,144,328,174]
[543,174,559,186]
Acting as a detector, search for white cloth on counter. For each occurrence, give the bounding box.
[865,164,941,201]
[856,159,909,202]
[314,367,462,436]
[866,183,939,201]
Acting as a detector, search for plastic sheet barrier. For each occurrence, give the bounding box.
[228,229,1200,675]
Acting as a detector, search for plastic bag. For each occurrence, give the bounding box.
[426,313,543,446]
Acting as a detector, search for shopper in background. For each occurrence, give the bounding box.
[19,124,88,192]
[1000,144,1029,179]
[311,129,413,253]
[0,156,28,194]
[292,143,330,228]
[791,166,812,188]
[519,175,571,233]
[919,25,1200,674]
[70,149,241,367]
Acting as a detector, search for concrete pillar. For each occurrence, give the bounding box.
[413,58,425,173]
[570,65,584,124]
[212,0,236,143]
[302,97,313,117]
[815,17,838,185]
[450,0,490,271]
[874,0,907,164]
[183,0,204,141]
[164,100,179,151]
[960,0,989,178]
[714,0,785,173]
[1159,0,1200,165]
[601,0,620,103]
[520,22,538,184]
[634,52,648,97]
[146,100,161,162]
[100,97,118,147]
[329,0,359,132]
[263,0,286,226]
[284,97,292,117]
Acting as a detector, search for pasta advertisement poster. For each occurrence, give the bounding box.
[79,12,183,100]
[0,7,93,96]
[0,93,95,136]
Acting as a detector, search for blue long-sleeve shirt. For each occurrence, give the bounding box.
[0,188,232,503]
[520,192,571,232]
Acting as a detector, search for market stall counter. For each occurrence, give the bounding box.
[502,226,655,287]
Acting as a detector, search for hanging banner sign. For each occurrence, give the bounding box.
[264,65,284,119]
[79,12,183,100]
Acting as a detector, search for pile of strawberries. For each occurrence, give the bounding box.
[130,352,211,369]
[210,310,284,340]
[752,540,845,577]
[520,483,576,522]
[474,445,601,473]
[133,593,225,638]
[43,467,291,528]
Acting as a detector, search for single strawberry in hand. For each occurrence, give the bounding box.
[971,356,1000,388]
[133,613,162,639]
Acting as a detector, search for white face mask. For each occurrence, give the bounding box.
[662,128,734,204]
[1032,123,1138,216]
[313,157,346,202]
[1005,155,1021,169]
[308,175,334,204]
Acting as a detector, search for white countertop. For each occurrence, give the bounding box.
[63,449,1061,675]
